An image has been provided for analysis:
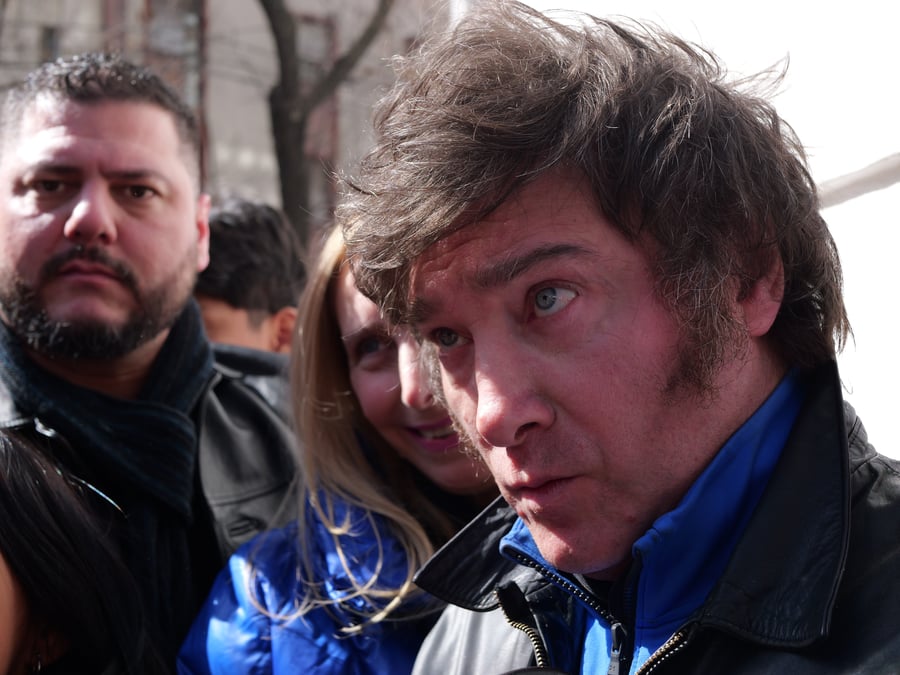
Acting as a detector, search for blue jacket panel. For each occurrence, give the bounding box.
[179,514,436,675]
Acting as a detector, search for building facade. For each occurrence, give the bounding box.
[0,0,449,238]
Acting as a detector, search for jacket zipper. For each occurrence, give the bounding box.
[507,551,617,622]
[495,582,552,668]
[607,561,640,675]
[506,551,625,671]
[635,628,692,674]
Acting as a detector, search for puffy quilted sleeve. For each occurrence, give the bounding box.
[178,514,433,675]
[177,525,299,675]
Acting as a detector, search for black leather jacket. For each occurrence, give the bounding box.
[0,346,297,562]
[195,346,298,559]
[413,362,900,674]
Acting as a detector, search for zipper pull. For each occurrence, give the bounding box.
[607,622,628,675]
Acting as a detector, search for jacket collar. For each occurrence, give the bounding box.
[415,362,851,646]
[696,361,849,645]
[414,496,523,610]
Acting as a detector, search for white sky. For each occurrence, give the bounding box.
[520,0,900,455]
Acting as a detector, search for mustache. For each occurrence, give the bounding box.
[40,245,139,294]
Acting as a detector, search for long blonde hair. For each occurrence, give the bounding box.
[286,224,458,630]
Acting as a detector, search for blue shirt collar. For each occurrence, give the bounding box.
[500,369,806,633]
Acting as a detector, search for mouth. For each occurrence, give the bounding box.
[42,245,133,289]
[58,261,120,280]
[416,421,456,440]
[408,418,459,451]
[507,475,574,502]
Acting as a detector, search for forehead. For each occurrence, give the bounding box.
[2,97,194,181]
[411,168,619,295]
[334,266,384,335]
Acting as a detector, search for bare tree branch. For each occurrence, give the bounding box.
[258,0,301,107]
[303,0,394,113]
[257,0,395,240]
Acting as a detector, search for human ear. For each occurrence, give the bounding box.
[739,256,784,337]
[271,306,298,353]
[195,193,211,272]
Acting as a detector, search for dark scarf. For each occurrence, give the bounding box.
[0,300,214,666]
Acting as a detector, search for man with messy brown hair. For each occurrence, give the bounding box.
[342,2,900,673]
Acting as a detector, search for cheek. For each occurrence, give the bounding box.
[350,369,403,432]
[2,219,53,271]
[442,372,481,439]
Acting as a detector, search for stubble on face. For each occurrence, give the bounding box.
[0,242,198,360]
[416,339,482,458]
[661,303,751,408]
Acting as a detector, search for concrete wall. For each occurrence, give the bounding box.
[0,1,104,85]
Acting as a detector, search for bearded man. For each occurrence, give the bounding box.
[0,53,296,667]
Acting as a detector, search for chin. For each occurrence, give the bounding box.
[532,528,627,578]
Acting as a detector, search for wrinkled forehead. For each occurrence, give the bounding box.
[412,227,483,283]
[409,173,587,286]
[406,223,493,316]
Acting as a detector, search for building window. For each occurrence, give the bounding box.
[40,25,61,62]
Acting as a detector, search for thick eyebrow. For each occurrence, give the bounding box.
[105,169,168,183]
[340,316,395,342]
[26,163,81,176]
[409,242,592,325]
[473,243,592,289]
[26,162,168,184]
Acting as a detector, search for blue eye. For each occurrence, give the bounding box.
[535,288,557,310]
[533,286,575,317]
[348,331,397,371]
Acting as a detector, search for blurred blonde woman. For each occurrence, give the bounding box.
[179,225,496,674]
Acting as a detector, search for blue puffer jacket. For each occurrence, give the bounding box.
[178,502,438,675]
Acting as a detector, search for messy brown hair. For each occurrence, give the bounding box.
[342,0,849,385]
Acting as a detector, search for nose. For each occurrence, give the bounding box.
[62,182,118,246]
[397,335,435,411]
[473,344,554,449]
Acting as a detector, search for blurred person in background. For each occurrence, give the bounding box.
[194,197,306,355]
[0,430,167,674]
[194,197,307,420]
[179,224,497,674]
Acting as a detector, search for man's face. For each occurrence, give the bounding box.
[0,98,210,359]
[195,295,271,352]
[411,167,756,579]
